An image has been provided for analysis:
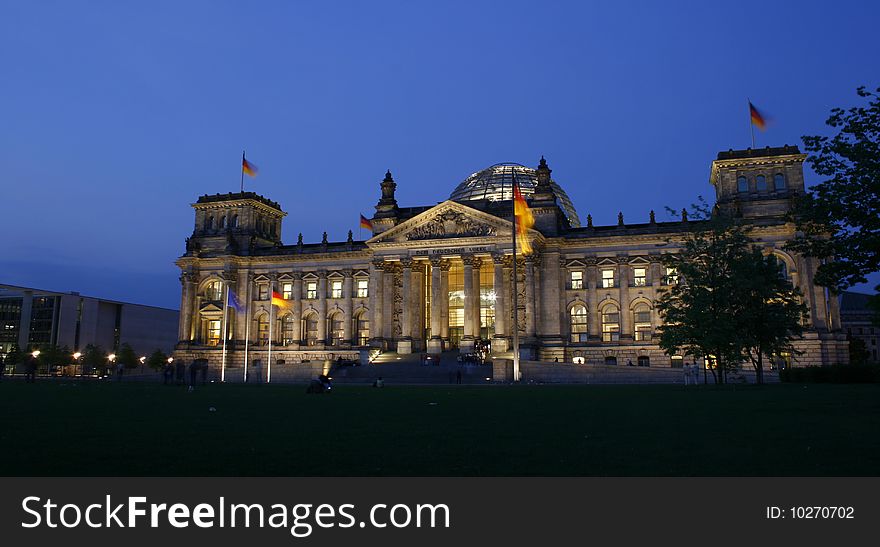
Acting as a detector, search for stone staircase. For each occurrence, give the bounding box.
[328,350,493,385]
[516,361,781,385]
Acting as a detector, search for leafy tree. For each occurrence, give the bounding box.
[81,344,107,376]
[5,344,23,372]
[847,337,870,365]
[116,342,139,369]
[146,349,168,371]
[656,212,753,384]
[735,251,808,384]
[787,86,880,307]
[36,345,66,375]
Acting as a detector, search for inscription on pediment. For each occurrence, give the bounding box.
[406,210,497,241]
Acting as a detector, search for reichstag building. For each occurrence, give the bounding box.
[174,146,848,378]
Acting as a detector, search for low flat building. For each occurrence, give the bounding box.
[0,284,179,358]
[840,291,879,363]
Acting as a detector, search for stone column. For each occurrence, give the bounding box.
[292,273,303,344]
[524,256,536,339]
[370,259,384,345]
[472,257,483,340]
[383,265,394,344]
[343,269,353,345]
[492,253,508,352]
[234,269,251,344]
[317,271,328,345]
[398,258,414,354]
[268,274,279,345]
[221,271,236,342]
[440,261,450,343]
[617,257,631,340]
[180,274,197,343]
[428,258,443,354]
[587,259,599,339]
[461,255,476,352]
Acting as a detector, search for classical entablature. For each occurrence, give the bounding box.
[366,200,540,252]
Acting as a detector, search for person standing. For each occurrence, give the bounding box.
[26,355,38,383]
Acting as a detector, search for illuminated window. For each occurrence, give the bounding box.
[664,267,679,285]
[331,280,343,299]
[633,303,652,341]
[304,313,318,345]
[773,173,786,190]
[257,314,269,345]
[737,176,749,192]
[570,304,588,343]
[356,279,369,298]
[355,311,370,345]
[306,281,318,299]
[601,306,620,342]
[281,315,295,345]
[670,355,683,368]
[257,284,269,301]
[632,268,646,287]
[601,269,615,288]
[282,282,293,300]
[329,312,344,345]
[205,280,222,301]
[207,320,221,346]
[570,271,583,289]
[756,175,767,191]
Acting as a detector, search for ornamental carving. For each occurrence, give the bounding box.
[405,210,497,241]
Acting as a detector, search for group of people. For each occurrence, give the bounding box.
[162,359,208,389]
[683,362,703,385]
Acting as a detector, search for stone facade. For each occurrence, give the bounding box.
[174,147,848,380]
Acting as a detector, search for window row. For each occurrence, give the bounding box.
[202,279,370,301]
[568,267,677,289]
[736,173,786,193]
[203,214,239,230]
[569,303,653,343]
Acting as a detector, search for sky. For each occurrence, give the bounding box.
[1,0,878,309]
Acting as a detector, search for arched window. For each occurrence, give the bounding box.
[737,176,749,193]
[257,314,269,345]
[354,310,370,346]
[601,305,620,342]
[329,311,344,346]
[604,356,617,366]
[773,173,785,190]
[303,312,318,346]
[281,315,295,345]
[231,214,239,228]
[205,216,214,230]
[570,304,588,343]
[633,303,652,341]
[756,175,767,191]
[205,280,222,301]
[219,215,227,229]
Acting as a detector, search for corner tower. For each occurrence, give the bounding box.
[710,145,807,219]
[187,192,286,256]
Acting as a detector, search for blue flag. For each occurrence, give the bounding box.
[228,289,244,313]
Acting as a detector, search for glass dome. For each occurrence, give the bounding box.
[449,163,581,227]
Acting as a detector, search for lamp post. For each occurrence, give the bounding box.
[31,350,41,378]
[139,356,146,376]
[73,352,82,377]
[107,354,116,379]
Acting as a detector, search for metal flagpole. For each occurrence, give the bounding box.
[748,99,755,149]
[267,295,273,383]
[221,284,229,382]
[240,150,246,193]
[511,173,520,383]
[243,279,251,382]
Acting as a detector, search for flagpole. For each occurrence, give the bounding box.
[221,284,229,382]
[240,150,246,193]
[511,174,520,383]
[243,280,251,382]
[748,99,755,149]
[267,295,274,384]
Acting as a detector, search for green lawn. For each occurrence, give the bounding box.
[1,380,877,476]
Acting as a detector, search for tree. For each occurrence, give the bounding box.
[735,251,808,384]
[81,344,107,376]
[787,86,880,304]
[5,344,23,373]
[35,345,66,375]
[656,212,753,384]
[146,349,168,371]
[847,337,870,365]
[116,342,138,369]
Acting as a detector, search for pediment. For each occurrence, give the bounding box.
[368,201,515,245]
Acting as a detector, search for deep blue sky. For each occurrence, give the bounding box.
[2,0,877,309]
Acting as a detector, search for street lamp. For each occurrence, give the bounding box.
[73,352,82,377]
[139,356,146,375]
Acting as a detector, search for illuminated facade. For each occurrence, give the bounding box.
[174,147,848,379]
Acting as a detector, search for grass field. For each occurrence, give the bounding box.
[1,380,878,476]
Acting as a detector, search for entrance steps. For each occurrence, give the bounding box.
[329,351,491,385]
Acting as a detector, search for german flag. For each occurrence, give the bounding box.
[359,214,373,231]
[513,183,535,255]
[242,153,258,177]
[271,291,291,309]
[749,101,767,131]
